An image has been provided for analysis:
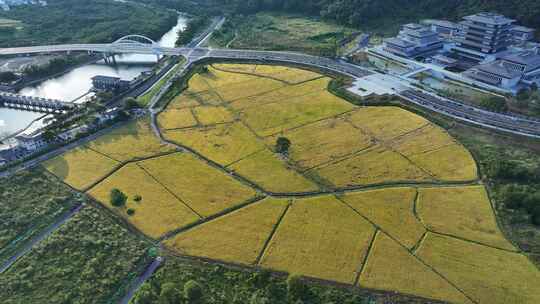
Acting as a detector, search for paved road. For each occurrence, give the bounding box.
[399,90,540,138]
[0,204,84,274]
[118,257,163,304]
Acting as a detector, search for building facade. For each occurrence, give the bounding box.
[422,19,459,40]
[452,12,515,63]
[91,75,130,92]
[510,26,536,44]
[466,51,540,90]
[383,23,443,58]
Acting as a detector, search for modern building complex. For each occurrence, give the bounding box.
[383,23,443,58]
[371,12,539,93]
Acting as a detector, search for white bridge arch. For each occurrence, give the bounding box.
[112,35,157,46]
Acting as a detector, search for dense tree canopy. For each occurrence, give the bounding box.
[156,0,540,33]
[0,0,177,47]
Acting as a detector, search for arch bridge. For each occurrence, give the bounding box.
[0,35,189,57]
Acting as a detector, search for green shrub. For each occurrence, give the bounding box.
[184,280,204,303]
[286,274,306,301]
[110,188,127,207]
[275,137,291,155]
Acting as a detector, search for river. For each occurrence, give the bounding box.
[0,15,187,138]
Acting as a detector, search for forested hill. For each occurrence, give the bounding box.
[0,0,177,47]
[174,0,540,33]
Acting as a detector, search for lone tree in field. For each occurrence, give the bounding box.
[275,137,291,155]
[110,188,127,207]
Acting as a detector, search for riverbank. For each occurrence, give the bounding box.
[4,55,102,92]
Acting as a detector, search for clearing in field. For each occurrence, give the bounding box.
[340,188,426,249]
[259,196,376,284]
[359,232,472,304]
[43,146,120,190]
[138,153,257,217]
[86,118,174,162]
[416,233,540,304]
[164,198,289,265]
[228,149,319,193]
[417,186,516,251]
[88,163,200,238]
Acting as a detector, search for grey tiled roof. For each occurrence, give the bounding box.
[463,12,515,25]
[511,25,535,33]
[384,38,415,48]
[501,52,540,71]
[475,61,522,79]
[91,75,121,82]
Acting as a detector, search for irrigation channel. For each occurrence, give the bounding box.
[0,14,188,138]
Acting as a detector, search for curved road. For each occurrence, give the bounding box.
[1,42,540,138]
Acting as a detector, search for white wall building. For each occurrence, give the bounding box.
[383,23,443,58]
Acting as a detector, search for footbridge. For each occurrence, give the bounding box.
[0,92,78,114]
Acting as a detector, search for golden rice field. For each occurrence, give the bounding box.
[359,232,473,304]
[266,115,373,170]
[86,118,174,162]
[416,234,540,304]
[43,146,120,190]
[41,63,540,304]
[158,108,198,130]
[163,122,266,166]
[340,187,426,249]
[259,196,376,284]
[417,186,516,251]
[228,149,319,193]
[88,163,200,238]
[311,146,432,188]
[138,153,257,217]
[192,106,235,125]
[165,197,289,265]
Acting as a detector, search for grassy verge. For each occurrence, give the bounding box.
[0,169,81,264]
[137,59,186,107]
[0,204,151,304]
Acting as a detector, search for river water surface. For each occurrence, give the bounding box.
[0,15,187,138]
